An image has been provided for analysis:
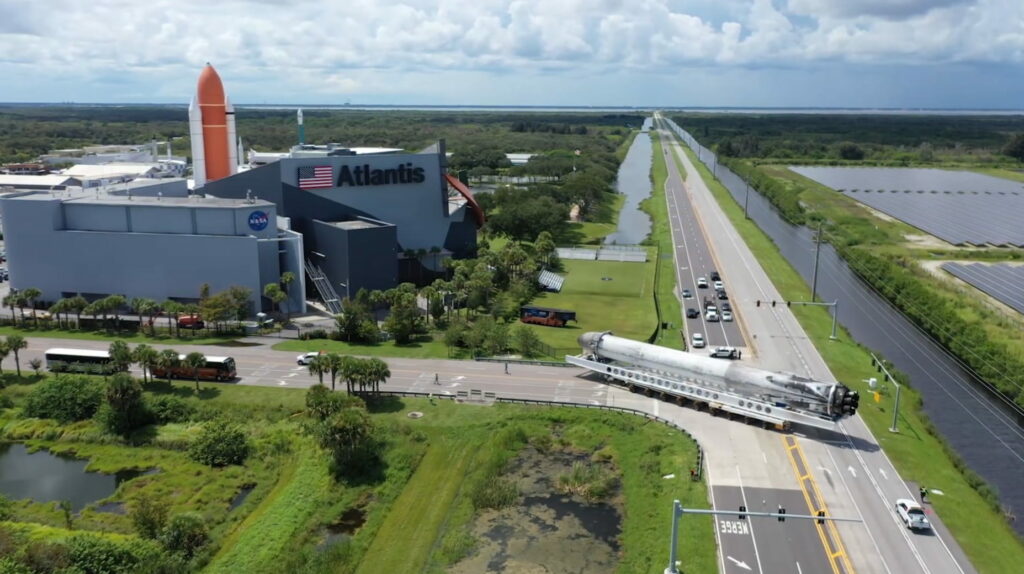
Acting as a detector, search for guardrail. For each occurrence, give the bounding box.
[373,390,704,480]
[472,357,576,368]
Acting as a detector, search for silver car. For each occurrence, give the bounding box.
[895,499,931,531]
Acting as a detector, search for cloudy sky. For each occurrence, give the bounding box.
[2,0,1022,108]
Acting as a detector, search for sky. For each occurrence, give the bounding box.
[1,0,1023,108]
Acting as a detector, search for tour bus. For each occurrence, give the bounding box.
[44,348,122,373]
[150,355,237,382]
[519,305,577,328]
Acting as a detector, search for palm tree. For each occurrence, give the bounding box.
[105,294,127,331]
[183,351,206,392]
[139,299,160,335]
[82,301,100,330]
[280,271,296,324]
[21,288,42,327]
[130,297,147,332]
[155,349,179,384]
[133,344,158,385]
[340,355,359,395]
[0,341,9,376]
[264,283,286,318]
[67,295,88,330]
[5,335,27,377]
[366,357,391,397]
[2,292,19,326]
[163,300,183,337]
[323,353,345,391]
[307,354,329,386]
[48,299,69,329]
[108,340,134,374]
[12,292,28,324]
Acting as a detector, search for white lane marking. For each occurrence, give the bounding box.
[453,376,466,381]
[879,468,888,480]
[796,562,803,574]
[847,465,857,478]
[277,380,287,386]
[823,445,894,574]
[736,466,766,574]
[727,556,752,571]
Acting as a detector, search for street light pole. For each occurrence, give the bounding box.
[871,353,902,432]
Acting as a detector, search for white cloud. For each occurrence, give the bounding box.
[0,0,1021,104]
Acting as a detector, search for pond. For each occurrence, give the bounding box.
[0,443,146,512]
[604,117,654,245]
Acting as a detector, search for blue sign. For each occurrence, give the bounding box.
[248,210,269,231]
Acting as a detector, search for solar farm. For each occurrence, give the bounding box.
[942,263,1024,316]
[790,166,1024,247]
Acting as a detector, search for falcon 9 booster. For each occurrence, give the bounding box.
[188,64,238,188]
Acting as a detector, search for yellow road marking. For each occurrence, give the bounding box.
[783,435,855,574]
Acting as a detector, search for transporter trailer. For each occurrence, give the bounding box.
[567,332,859,431]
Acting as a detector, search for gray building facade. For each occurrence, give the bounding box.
[202,145,481,299]
[0,191,304,314]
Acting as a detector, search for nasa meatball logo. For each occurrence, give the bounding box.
[248,210,269,231]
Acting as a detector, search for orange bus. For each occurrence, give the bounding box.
[151,355,237,382]
[520,306,577,328]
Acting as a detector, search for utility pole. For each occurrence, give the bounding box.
[871,353,902,432]
[811,221,823,302]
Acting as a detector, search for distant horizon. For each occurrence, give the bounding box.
[3,102,1024,115]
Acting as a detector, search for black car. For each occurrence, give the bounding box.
[720,302,732,312]
[686,307,699,318]
[710,270,721,281]
[716,289,729,300]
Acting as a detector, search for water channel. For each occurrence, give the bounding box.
[604,117,653,245]
[662,117,1024,535]
[0,443,144,512]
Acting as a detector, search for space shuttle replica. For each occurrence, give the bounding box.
[188,63,238,188]
[568,332,859,431]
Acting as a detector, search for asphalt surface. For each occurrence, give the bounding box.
[663,147,745,349]
[655,113,976,574]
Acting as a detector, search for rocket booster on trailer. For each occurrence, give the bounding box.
[571,332,859,429]
[188,63,238,188]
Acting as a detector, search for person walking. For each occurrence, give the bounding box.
[504,362,510,375]
[919,485,928,503]
[434,373,440,385]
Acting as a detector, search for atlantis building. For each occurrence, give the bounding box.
[0,64,481,316]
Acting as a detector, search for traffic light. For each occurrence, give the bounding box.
[816,510,825,524]
[778,507,786,522]
[739,505,747,520]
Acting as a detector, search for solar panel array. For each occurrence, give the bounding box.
[942,263,1024,315]
[790,167,1024,247]
[537,270,566,292]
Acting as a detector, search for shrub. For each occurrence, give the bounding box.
[147,396,195,424]
[188,419,251,467]
[300,329,329,341]
[0,558,33,574]
[67,534,148,574]
[161,512,209,558]
[23,540,71,573]
[98,373,149,436]
[22,375,103,423]
[130,494,169,540]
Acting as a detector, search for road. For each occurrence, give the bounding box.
[654,113,975,574]
[663,148,745,349]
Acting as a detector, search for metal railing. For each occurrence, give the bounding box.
[304,259,342,315]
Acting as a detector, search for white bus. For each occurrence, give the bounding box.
[44,347,119,373]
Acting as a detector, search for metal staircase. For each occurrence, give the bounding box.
[304,258,343,315]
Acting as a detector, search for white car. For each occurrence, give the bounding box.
[895,499,931,531]
[705,310,719,322]
[296,352,323,365]
[722,310,733,322]
[691,333,705,348]
[713,280,724,290]
[697,277,709,289]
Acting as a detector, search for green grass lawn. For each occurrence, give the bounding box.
[528,256,657,352]
[0,324,242,346]
[679,143,1024,574]
[272,333,460,359]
